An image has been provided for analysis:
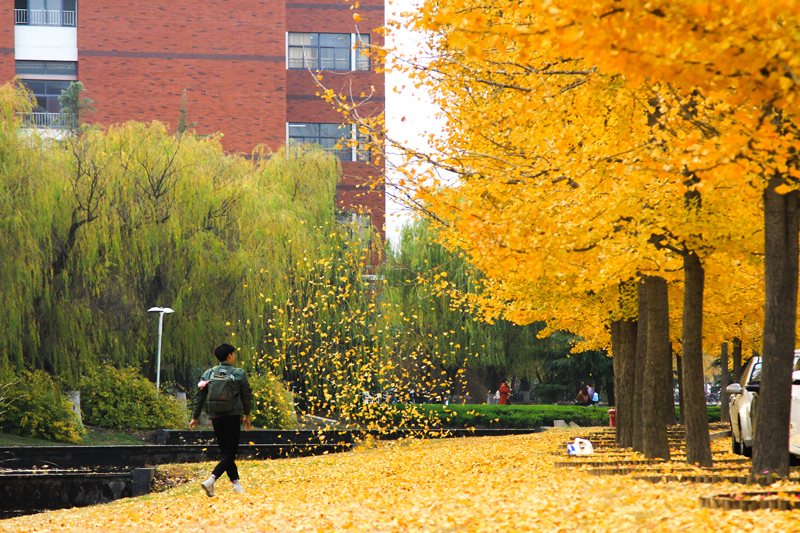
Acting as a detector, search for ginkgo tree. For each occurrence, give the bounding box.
[335,0,776,466]
[497,0,800,477]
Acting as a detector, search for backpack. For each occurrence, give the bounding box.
[206,366,237,413]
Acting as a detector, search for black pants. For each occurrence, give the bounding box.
[211,415,241,481]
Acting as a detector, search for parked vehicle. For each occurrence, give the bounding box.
[727,351,800,457]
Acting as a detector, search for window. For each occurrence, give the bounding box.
[289,123,353,160]
[16,60,78,77]
[748,362,761,385]
[288,33,370,71]
[355,127,371,162]
[19,79,74,128]
[21,79,71,113]
[15,0,77,26]
[335,211,372,245]
[289,123,371,162]
[355,35,370,71]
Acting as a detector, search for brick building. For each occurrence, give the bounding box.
[6,0,385,235]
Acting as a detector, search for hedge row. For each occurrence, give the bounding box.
[406,404,722,429]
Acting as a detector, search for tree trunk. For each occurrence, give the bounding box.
[732,337,743,384]
[753,176,800,478]
[676,353,684,424]
[642,275,671,460]
[611,319,638,448]
[682,252,712,466]
[611,321,621,443]
[633,279,648,453]
[665,346,677,426]
[720,342,730,424]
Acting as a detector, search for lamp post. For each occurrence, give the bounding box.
[147,307,174,395]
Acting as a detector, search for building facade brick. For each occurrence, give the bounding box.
[9,0,385,237]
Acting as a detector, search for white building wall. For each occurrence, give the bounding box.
[15,27,78,61]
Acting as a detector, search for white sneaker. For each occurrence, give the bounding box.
[200,478,215,497]
[233,482,246,494]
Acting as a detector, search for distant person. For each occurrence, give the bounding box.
[190,343,253,497]
[576,383,591,406]
[499,381,512,405]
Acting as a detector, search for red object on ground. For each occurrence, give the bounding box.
[608,408,616,427]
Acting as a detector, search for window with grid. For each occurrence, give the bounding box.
[355,127,371,162]
[20,79,72,113]
[288,33,361,71]
[289,123,354,161]
[355,35,370,71]
[16,60,78,77]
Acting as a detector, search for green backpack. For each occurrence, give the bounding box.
[206,366,237,413]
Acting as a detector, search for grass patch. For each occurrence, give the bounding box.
[0,426,150,447]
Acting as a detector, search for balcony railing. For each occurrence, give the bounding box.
[20,112,76,129]
[15,9,76,27]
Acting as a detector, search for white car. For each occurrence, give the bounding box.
[727,352,800,457]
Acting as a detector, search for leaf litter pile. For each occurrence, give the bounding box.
[4,428,800,532]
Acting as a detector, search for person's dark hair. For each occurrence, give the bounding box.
[580,384,589,395]
[214,343,236,362]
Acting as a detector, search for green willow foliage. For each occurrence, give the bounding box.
[0,83,341,389]
[380,219,609,394]
[0,79,602,434]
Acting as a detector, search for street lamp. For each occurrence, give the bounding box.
[147,306,174,395]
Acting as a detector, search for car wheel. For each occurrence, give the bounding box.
[739,415,753,457]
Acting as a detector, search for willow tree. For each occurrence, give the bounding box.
[380,218,608,399]
[0,83,60,374]
[0,87,347,388]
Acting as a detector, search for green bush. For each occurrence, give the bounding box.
[250,372,296,429]
[80,365,187,429]
[697,405,721,422]
[0,370,84,443]
[400,404,723,429]
[418,404,611,428]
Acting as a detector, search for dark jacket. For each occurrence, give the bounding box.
[192,362,253,419]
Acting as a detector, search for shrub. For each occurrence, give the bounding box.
[416,404,611,428]
[393,404,722,429]
[0,370,84,443]
[80,365,187,429]
[704,405,721,422]
[250,372,296,429]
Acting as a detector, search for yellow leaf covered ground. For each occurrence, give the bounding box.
[3,430,799,532]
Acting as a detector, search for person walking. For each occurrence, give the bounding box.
[575,383,591,406]
[499,381,512,405]
[190,343,253,497]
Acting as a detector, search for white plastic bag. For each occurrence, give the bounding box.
[572,437,594,455]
